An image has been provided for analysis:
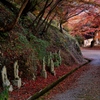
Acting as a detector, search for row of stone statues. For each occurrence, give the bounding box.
[1,61,21,92]
[41,50,61,78]
[1,50,61,91]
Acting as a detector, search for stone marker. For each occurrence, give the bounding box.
[12,61,21,88]
[32,73,36,80]
[14,61,19,79]
[50,59,56,76]
[47,52,52,67]
[1,66,13,91]
[58,50,62,65]
[41,57,47,78]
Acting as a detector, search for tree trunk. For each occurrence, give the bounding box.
[22,0,37,15]
[0,0,29,32]
[90,40,95,47]
[59,21,63,33]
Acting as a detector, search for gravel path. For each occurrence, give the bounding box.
[50,49,100,100]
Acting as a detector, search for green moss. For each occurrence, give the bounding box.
[0,86,9,100]
[29,34,49,60]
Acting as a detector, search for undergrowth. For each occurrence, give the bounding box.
[29,34,49,60]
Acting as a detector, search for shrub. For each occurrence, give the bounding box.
[0,86,9,100]
[75,35,84,46]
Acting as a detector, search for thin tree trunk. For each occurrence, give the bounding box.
[36,0,61,31]
[59,21,63,33]
[0,0,29,32]
[30,0,53,29]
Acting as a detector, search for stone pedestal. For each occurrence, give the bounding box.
[51,70,56,76]
[3,82,13,92]
[9,85,13,92]
[3,79,10,87]
[12,78,21,88]
[41,70,47,78]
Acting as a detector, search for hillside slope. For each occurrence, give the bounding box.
[0,2,86,84]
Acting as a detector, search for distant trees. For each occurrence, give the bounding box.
[71,6,100,35]
[55,1,90,33]
[0,0,100,36]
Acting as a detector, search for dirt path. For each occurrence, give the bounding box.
[50,49,100,100]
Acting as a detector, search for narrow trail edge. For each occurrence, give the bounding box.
[27,59,90,100]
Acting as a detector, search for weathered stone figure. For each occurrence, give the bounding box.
[58,50,62,65]
[2,66,13,91]
[50,59,56,76]
[14,60,19,79]
[2,66,10,87]
[41,57,47,78]
[47,52,52,67]
[13,60,21,88]
[32,73,36,80]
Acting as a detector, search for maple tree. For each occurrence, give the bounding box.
[61,0,100,35]
[54,1,90,33]
[70,6,100,35]
[0,0,100,49]
[0,0,100,35]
